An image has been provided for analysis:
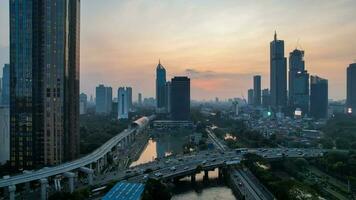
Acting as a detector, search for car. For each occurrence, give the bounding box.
[143,175,149,180]
[184,166,189,170]
[202,160,207,165]
[170,167,176,171]
[155,172,162,177]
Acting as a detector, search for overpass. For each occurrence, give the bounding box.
[0,115,155,200]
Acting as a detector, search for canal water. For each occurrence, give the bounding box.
[131,133,236,200]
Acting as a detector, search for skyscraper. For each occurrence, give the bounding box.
[138,93,142,106]
[80,93,88,115]
[310,76,328,119]
[95,85,112,114]
[289,49,309,114]
[127,87,133,111]
[270,32,287,110]
[248,89,254,105]
[347,63,356,115]
[171,77,190,120]
[253,75,261,106]
[10,0,80,169]
[118,87,129,119]
[156,60,167,111]
[165,81,171,113]
[262,89,271,108]
[1,64,9,105]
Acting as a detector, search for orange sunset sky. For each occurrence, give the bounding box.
[0,0,355,100]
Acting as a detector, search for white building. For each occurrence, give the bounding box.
[0,106,10,164]
[118,87,129,119]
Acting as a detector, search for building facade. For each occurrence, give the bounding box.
[347,63,356,115]
[262,89,270,108]
[0,106,10,164]
[310,76,328,119]
[253,75,261,106]
[171,77,190,120]
[289,49,309,115]
[270,32,287,110]
[95,85,112,114]
[10,0,80,169]
[156,61,167,111]
[1,64,9,105]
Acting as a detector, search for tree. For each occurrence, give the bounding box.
[142,178,172,200]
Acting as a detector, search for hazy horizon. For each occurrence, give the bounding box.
[1,0,355,100]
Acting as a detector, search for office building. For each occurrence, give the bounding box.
[10,0,80,169]
[156,60,167,110]
[270,32,287,110]
[262,89,270,108]
[248,89,254,105]
[95,85,112,114]
[80,93,88,115]
[111,100,118,119]
[347,63,356,115]
[0,106,9,164]
[171,77,190,120]
[289,49,309,114]
[310,76,328,119]
[138,93,142,106]
[1,64,9,105]
[253,75,261,106]
[118,87,129,119]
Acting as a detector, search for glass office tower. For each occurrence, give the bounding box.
[10,0,80,169]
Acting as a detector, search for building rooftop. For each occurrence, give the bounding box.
[102,182,145,200]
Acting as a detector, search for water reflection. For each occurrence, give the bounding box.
[131,133,236,200]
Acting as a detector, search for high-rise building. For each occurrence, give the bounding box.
[156,60,167,110]
[289,49,309,115]
[80,93,88,115]
[0,106,10,164]
[270,32,287,110]
[253,75,261,106]
[138,93,142,106]
[347,63,356,115]
[118,87,129,119]
[248,89,254,105]
[165,81,171,113]
[10,0,80,169]
[1,64,9,105]
[262,89,271,108]
[310,76,328,119]
[127,87,133,111]
[171,77,190,120]
[95,85,112,114]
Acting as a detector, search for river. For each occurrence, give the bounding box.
[131,135,236,200]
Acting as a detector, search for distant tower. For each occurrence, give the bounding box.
[118,87,129,119]
[289,49,309,115]
[126,87,132,111]
[347,63,356,115]
[270,32,287,110]
[1,64,9,105]
[156,60,167,111]
[138,93,142,106]
[310,76,328,119]
[95,85,112,115]
[253,75,261,106]
[171,77,190,120]
[248,89,254,105]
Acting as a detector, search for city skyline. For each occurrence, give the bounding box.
[0,1,356,100]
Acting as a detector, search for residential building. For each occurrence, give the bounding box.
[262,89,270,108]
[80,93,88,115]
[138,93,142,106]
[118,87,129,119]
[248,89,254,105]
[127,87,132,111]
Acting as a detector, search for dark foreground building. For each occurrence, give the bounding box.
[310,76,328,119]
[347,63,356,115]
[170,77,190,120]
[10,0,80,169]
